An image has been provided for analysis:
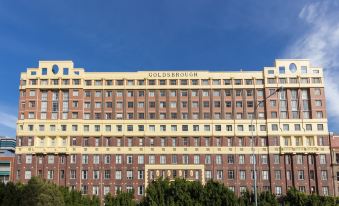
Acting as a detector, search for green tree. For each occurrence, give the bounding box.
[21,177,45,206]
[141,178,170,206]
[36,181,65,206]
[283,188,307,206]
[0,181,24,206]
[105,190,136,206]
[258,191,278,206]
[239,189,253,206]
[202,180,239,206]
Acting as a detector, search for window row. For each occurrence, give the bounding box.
[266,77,322,84]
[22,87,322,99]
[20,167,329,182]
[17,154,328,165]
[20,122,325,134]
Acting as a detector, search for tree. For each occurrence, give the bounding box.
[258,191,278,206]
[36,182,65,206]
[202,180,239,206]
[105,190,136,206]
[283,188,307,206]
[0,181,23,206]
[239,189,253,206]
[21,177,45,206]
[141,178,170,206]
[2,177,339,206]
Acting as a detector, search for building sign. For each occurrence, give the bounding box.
[148,72,198,78]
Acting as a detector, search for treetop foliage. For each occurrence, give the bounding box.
[1,177,338,206]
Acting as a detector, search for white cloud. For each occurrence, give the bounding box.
[284,0,339,127]
[0,110,17,129]
[0,104,17,130]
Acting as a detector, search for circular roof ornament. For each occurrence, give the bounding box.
[52,64,59,74]
[289,63,297,73]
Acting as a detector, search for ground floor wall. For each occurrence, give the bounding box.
[14,152,334,200]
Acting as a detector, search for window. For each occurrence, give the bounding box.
[283,124,289,131]
[295,136,302,146]
[234,79,242,85]
[317,124,324,131]
[127,155,133,164]
[160,155,166,164]
[322,187,329,196]
[261,155,268,164]
[236,90,242,96]
[104,155,111,164]
[260,125,266,131]
[48,155,54,164]
[205,155,211,164]
[301,66,307,74]
[93,155,100,164]
[126,170,133,180]
[138,155,144,164]
[297,155,303,164]
[250,155,256,164]
[273,155,280,164]
[271,112,277,118]
[221,78,231,85]
[227,155,234,164]
[216,155,222,165]
[243,79,252,86]
[216,170,223,180]
[115,171,122,180]
[268,78,276,84]
[306,124,312,131]
[93,170,100,180]
[279,66,285,74]
[69,170,77,179]
[298,170,304,180]
[321,170,328,180]
[262,170,269,180]
[238,155,245,164]
[182,125,188,131]
[275,186,282,196]
[82,155,88,164]
[194,155,200,164]
[200,79,208,85]
[25,171,32,180]
[26,155,32,164]
[320,155,326,164]
[81,170,88,180]
[148,155,155,164]
[228,170,235,179]
[69,154,76,164]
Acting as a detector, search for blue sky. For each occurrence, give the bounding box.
[1,0,339,137]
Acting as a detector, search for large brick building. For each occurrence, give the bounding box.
[15,59,334,200]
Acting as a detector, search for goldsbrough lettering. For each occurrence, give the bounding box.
[148,72,198,78]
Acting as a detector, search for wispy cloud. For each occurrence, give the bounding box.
[0,111,16,129]
[0,105,17,130]
[284,1,339,128]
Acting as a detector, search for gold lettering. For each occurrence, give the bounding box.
[148,72,199,78]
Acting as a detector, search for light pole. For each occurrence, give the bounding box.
[251,86,283,206]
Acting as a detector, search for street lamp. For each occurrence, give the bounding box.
[251,86,283,206]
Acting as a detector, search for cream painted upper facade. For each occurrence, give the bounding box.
[20,59,324,88]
